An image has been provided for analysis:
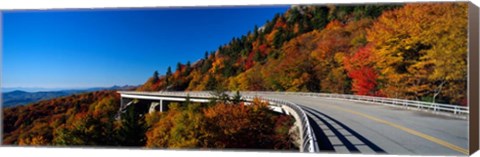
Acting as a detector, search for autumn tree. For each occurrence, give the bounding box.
[367,3,468,104]
[18,135,48,146]
[52,95,120,146]
[344,44,380,96]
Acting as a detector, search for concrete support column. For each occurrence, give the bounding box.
[160,99,163,112]
[148,99,165,113]
[116,97,127,120]
[120,97,124,110]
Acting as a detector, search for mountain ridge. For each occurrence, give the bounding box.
[2,85,138,108]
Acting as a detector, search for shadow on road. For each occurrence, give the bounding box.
[302,106,386,154]
[307,116,335,151]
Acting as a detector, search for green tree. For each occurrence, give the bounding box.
[205,75,217,90]
[184,61,191,75]
[152,71,159,83]
[231,91,243,104]
[116,105,148,146]
[166,66,172,85]
[273,28,285,49]
[311,6,329,30]
[253,51,262,62]
[166,66,172,77]
[176,62,182,72]
[253,25,259,39]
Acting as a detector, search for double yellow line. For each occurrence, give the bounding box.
[326,105,469,155]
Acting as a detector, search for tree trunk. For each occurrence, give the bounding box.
[432,80,446,104]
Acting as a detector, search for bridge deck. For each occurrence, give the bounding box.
[118,91,468,155]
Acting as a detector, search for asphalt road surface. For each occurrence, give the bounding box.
[249,93,468,155]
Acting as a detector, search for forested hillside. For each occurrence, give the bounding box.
[3,91,120,145]
[138,3,468,106]
[3,90,296,149]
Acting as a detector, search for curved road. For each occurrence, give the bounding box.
[250,93,468,155]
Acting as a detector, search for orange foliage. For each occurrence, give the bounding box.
[274,17,286,29]
[146,98,296,149]
[3,91,120,145]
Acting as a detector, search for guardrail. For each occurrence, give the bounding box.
[240,91,469,115]
[241,95,318,152]
[119,90,468,151]
[117,91,319,152]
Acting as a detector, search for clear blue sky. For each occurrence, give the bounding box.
[2,6,289,89]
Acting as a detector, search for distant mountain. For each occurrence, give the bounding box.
[2,90,75,108]
[1,85,138,108]
[1,87,69,93]
[2,85,139,93]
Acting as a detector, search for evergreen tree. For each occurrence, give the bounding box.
[116,105,148,146]
[176,62,182,72]
[223,61,235,77]
[166,66,172,77]
[166,66,172,85]
[211,86,229,104]
[152,71,159,83]
[201,60,211,74]
[253,51,262,62]
[205,75,217,90]
[232,91,243,104]
[273,28,285,49]
[184,94,191,106]
[311,7,329,30]
[185,61,191,75]
[253,25,259,39]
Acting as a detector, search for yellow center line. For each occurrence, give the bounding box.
[325,105,468,155]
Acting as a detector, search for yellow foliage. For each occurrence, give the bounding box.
[368,3,467,103]
[19,135,48,146]
[211,57,225,74]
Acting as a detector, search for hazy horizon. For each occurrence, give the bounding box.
[1,85,139,93]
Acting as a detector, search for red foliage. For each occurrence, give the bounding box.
[245,51,255,70]
[344,44,380,96]
[274,18,286,28]
[258,44,268,55]
[459,98,467,106]
[348,67,378,95]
